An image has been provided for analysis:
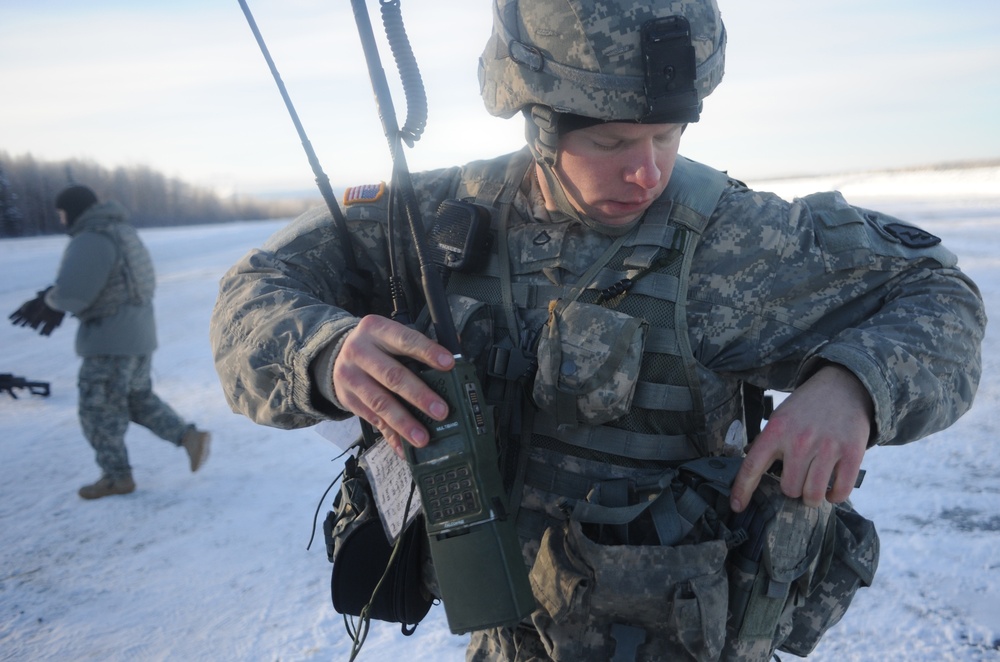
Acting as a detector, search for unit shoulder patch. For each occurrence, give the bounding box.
[883,222,941,248]
[343,182,386,206]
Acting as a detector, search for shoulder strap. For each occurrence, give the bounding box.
[94,224,146,305]
[662,156,732,233]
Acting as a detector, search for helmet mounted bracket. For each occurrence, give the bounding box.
[641,16,700,123]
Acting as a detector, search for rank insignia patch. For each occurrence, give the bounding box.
[343,182,386,206]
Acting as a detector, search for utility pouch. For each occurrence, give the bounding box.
[726,473,835,648]
[528,519,729,661]
[324,452,433,627]
[533,300,647,428]
[778,502,879,656]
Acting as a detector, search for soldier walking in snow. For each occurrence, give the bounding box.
[10,184,211,499]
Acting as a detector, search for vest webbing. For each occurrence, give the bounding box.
[442,149,735,541]
[77,220,155,322]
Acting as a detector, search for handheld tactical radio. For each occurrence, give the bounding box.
[405,360,535,633]
[243,0,537,637]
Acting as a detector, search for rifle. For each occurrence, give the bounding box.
[0,373,51,399]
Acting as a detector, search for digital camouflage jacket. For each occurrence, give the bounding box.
[210,149,984,448]
[210,148,984,659]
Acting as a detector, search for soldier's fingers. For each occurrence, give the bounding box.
[385,430,409,459]
[730,441,776,513]
[359,315,455,371]
[336,322,450,429]
[799,458,832,508]
[365,353,449,426]
[357,412,407,459]
[338,369,432,449]
[826,458,863,504]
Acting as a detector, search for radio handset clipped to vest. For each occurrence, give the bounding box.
[428,199,492,281]
[349,0,534,634]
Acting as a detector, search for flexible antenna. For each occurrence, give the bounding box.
[350,0,461,354]
[237,0,365,290]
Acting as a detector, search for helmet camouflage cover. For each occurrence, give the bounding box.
[479,0,726,124]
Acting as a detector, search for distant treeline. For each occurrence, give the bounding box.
[0,151,317,238]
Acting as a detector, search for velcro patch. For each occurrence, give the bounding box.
[343,182,386,206]
[884,222,941,248]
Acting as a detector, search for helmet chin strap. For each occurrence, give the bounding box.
[523,105,642,237]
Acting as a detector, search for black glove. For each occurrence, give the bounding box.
[9,295,47,328]
[36,304,65,336]
[8,287,65,336]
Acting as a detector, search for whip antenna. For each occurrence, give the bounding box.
[350,0,460,353]
[237,0,364,288]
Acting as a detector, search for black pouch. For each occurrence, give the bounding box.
[324,452,433,627]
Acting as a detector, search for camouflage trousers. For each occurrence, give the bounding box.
[78,355,190,479]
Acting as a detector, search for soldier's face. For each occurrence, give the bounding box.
[551,122,683,226]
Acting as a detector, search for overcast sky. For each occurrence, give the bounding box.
[2,0,998,197]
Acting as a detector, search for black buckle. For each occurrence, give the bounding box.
[488,341,536,381]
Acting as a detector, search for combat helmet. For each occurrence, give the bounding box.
[479,0,727,126]
[478,0,727,229]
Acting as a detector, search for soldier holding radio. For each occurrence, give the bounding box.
[212,1,985,659]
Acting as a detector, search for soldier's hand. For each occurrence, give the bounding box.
[730,364,873,512]
[333,315,455,456]
[9,288,64,336]
[37,305,65,336]
[9,296,45,328]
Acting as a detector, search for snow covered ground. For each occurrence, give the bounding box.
[2,164,999,661]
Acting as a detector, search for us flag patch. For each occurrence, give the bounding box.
[343,182,386,206]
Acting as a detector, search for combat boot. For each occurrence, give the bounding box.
[181,428,211,472]
[78,474,136,500]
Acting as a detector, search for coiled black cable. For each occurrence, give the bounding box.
[380,0,427,146]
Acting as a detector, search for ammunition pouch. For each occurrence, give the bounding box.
[530,518,729,661]
[526,459,739,661]
[521,457,878,660]
[779,501,880,655]
[725,475,879,657]
[324,451,433,628]
[726,473,834,651]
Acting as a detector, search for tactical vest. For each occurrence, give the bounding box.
[332,152,880,658]
[72,210,156,323]
[434,149,746,556]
